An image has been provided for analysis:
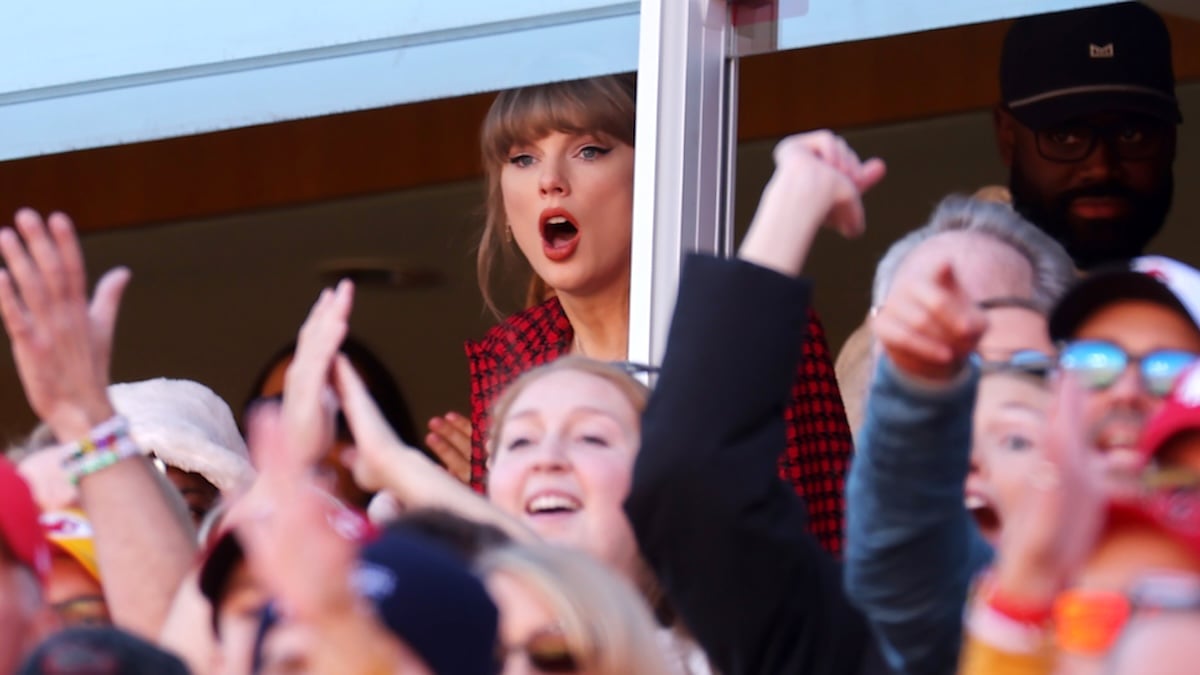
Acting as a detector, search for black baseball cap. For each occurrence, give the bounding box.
[252,530,499,675]
[18,627,190,675]
[1001,2,1181,130]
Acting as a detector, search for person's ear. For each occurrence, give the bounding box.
[993,105,1017,167]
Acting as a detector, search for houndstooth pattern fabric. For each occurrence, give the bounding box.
[465,297,853,555]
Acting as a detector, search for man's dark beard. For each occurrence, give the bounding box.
[1010,164,1173,270]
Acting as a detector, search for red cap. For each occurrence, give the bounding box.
[0,457,50,584]
[1137,362,1200,465]
[1102,364,1200,564]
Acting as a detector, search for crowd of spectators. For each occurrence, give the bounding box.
[0,3,1196,674]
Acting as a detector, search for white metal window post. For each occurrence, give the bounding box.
[628,0,742,372]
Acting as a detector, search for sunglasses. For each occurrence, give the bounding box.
[497,627,580,673]
[50,594,111,629]
[975,349,1056,379]
[1058,340,1198,397]
[1056,575,1200,655]
[1140,465,1200,493]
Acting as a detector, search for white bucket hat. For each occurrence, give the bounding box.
[108,378,255,494]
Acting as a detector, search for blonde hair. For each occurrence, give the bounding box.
[478,543,673,675]
[485,356,649,459]
[477,74,637,317]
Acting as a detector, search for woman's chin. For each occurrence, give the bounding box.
[527,264,631,303]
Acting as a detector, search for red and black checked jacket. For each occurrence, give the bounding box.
[465,296,853,555]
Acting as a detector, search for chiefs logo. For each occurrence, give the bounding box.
[39,511,93,539]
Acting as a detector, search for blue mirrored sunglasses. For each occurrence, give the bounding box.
[1058,340,1198,398]
[974,349,1056,379]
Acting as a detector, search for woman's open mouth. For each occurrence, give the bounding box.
[965,493,1001,540]
[540,209,581,262]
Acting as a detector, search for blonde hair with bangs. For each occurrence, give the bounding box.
[478,542,673,675]
[484,356,648,461]
[477,74,637,317]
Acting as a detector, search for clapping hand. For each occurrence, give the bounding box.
[0,210,130,441]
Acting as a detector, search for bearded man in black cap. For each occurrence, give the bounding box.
[995,1,1181,270]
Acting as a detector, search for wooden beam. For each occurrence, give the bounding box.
[1,13,1197,233]
[739,13,1200,139]
[0,93,496,233]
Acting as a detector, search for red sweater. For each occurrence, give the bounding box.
[465,296,852,555]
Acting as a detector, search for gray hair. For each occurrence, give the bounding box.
[870,195,1076,313]
[5,422,56,464]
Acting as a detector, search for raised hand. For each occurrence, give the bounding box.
[872,261,988,382]
[426,412,472,483]
[991,374,1108,607]
[281,280,354,469]
[334,354,409,493]
[772,131,887,238]
[335,354,537,542]
[237,401,362,621]
[0,210,130,441]
[0,210,196,639]
[739,131,886,277]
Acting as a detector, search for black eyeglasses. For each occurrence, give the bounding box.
[1034,117,1172,163]
[1058,340,1198,397]
[50,595,111,628]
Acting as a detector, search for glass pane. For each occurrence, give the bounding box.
[0,1,638,160]
[775,0,1119,51]
[1,1,635,92]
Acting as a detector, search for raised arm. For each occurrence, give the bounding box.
[843,262,995,675]
[0,209,195,639]
[282,280,536,543]
[960,375,1105,675]
[237,400,413,675]
[626,132,886,675]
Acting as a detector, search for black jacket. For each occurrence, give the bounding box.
[625,255,892,675]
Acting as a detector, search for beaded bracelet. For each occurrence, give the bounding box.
[60,415,142,484]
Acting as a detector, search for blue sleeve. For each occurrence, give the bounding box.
[843,355,995,675]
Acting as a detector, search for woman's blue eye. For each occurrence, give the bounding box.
[509,154,534,167]
[579,146,610,160]
[580,435,609,447]
[505,437,532,451]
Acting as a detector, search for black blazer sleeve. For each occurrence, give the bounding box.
[625,255,875,675]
